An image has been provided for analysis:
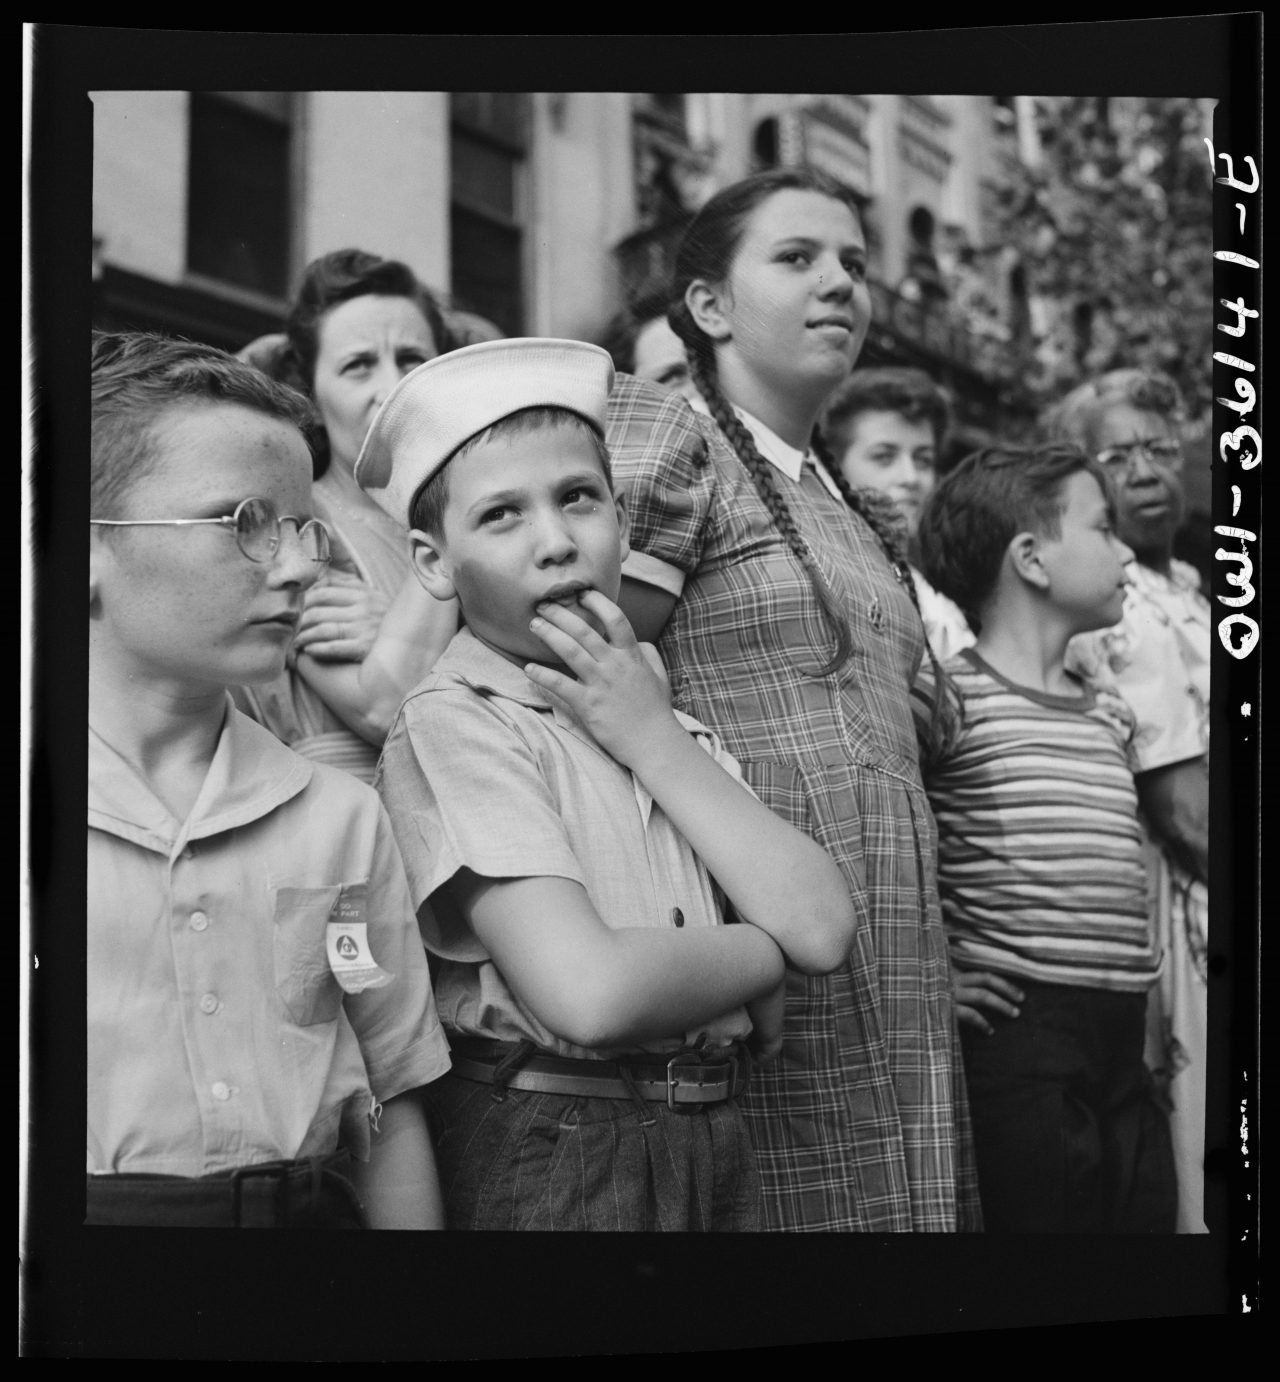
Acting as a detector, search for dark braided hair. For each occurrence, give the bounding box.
[669,168,960,745]
[671,169,918,664]
[683,347,849,674]
[811,424,962,755]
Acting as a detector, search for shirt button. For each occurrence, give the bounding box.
[671,907,685,929]
[199,993,219,1015]
[190,911,209,932]
[211,1081,231,1101]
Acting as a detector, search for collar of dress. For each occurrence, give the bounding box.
[689,396,845,502]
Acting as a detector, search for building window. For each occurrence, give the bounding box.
[450,92,529,336]
[186,92,293,300]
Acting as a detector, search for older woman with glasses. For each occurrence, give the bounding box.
[1045,367,1210,1234]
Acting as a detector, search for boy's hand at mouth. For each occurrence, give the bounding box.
[524,590,681,771]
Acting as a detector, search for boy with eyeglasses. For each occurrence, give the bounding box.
[87,331,450,1227]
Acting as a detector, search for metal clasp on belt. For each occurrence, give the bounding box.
[665,1051,738,1109]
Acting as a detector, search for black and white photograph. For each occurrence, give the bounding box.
[23,18,1260,1359]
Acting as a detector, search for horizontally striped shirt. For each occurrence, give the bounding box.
[924,649,1159,993]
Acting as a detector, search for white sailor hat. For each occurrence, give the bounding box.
[354,337,615,525]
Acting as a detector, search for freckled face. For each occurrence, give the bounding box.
[311,294,438,473]
[412,422,629,666]
[90,403,321,692]
[837,410,938,539]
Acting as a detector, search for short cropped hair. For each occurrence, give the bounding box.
[824,367,952,456]
[1041,367,1185,455]
[918,442,1112,633]
[91,330,321,520]
[408,406,613,539]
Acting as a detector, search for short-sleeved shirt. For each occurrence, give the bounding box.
[609,375,978,1234]
[1066,558,1209,772]
[88,701,450,1177]
[375,628,754,1061]
[924,649,1160,993]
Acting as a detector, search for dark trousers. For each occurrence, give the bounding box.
[85,1153,369,1229]
[424,1070,762,1231]
[961,979,1176,1233]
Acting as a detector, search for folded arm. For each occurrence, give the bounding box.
[450,870,785,1051]
[525,593,857,975]
[296,576,459,745]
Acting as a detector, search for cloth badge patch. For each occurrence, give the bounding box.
[326,884,394,994]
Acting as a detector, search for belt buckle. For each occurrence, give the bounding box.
[229,1160,292,1228]
[665,1051,737,1109]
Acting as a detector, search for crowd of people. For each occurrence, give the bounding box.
[86,165,1211,1234]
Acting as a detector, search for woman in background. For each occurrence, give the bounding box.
[824,366,974,663]
[237,249,460,781]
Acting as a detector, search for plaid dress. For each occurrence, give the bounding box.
[607,377,981,1232]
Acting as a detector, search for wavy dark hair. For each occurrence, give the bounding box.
[918,441,1113,635]
[823,366,952,458]
[280,248,456,477]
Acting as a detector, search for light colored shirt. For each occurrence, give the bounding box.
[375,628,754,1060]
[88,700,450,1177]
[924,650,1160,994]
[911,566,975,665]
[1066,558,1209,771]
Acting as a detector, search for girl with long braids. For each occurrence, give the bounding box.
[608,168,980,1231]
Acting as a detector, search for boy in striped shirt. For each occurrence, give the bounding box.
[916,443,1175,1233]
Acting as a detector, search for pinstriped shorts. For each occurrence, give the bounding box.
[424,1070,762,1232]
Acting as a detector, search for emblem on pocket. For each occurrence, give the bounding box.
[326,883,394,994]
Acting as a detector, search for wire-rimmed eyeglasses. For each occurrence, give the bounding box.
[90,497,332,564]
[1095,438,1183,473]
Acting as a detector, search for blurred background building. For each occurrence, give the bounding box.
[91,89,1214,553]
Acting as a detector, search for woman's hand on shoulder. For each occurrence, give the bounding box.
[294,569,392,663]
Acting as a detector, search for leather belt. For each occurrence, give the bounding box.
[449,1038,748,1108]
[85,1153,367,1228]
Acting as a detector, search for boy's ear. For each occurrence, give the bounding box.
[613,488,631,563]
[1008,531,1050,590]
[684,278,732,343]
[409,529,457,603]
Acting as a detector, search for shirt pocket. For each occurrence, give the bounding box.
[272,884,344,1026]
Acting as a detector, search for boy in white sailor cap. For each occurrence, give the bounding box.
[358,338,856,1231]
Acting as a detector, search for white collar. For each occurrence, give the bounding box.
[692,396,843,501]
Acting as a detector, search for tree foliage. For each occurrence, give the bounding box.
[992,96,1215,423]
